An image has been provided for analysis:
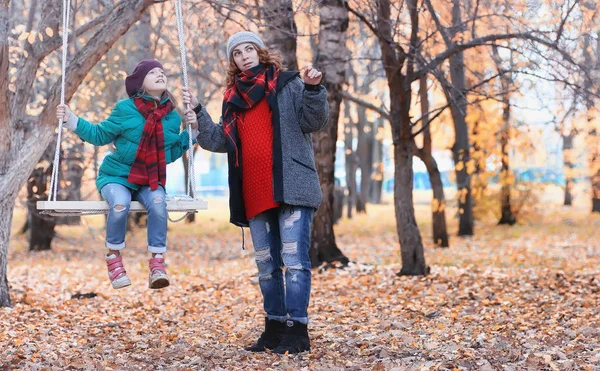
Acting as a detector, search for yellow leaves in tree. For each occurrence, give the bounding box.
[455,161,464,172]
[499,170,515,186]
[45,27,54,38]
[465,159,476,175]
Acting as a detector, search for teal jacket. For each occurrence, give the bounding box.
[73,96,192,192]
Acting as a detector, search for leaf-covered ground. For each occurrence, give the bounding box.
[2,189,600,370]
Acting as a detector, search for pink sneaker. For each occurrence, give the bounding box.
[105,254,131,289]
[149,255,170,289]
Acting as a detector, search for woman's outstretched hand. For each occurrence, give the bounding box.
[303,67,323,85]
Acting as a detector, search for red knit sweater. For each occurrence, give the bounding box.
[238,98,280,220]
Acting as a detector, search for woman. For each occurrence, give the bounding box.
[183,31,328,354]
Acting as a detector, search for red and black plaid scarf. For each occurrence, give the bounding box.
[128,97,172,190]
[222,63,280,166]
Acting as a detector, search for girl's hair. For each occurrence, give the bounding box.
[225,44,284,86]
[138,87,178,109]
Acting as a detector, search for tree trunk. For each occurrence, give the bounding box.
[588,129,600,212]
[416,76,449,247]
[448,0,474,236]
[261,0,298,71]
[310,0,349,267]
[563,132,574,206]
[393,116,428,275]
[377,0,428,275]
[60,140,84,225]
[369,117,384,204]
[0,196,14,307]
[26,147,56,250]
[344,102,356,219]
[0,0,157,307]
[0,0,11,176]
[355,105,371,213]
[583,34,600,212]
[498,101,516,225]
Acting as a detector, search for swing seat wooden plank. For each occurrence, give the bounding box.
[37,199,208,213]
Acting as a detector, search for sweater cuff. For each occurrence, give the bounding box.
[193,103,203,114]
[64,114,79,130]
[304,83,321,92]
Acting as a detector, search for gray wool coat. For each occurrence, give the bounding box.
[193,71,329,227]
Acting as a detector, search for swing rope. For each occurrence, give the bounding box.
[174,0,196,200]
[43,0,201,221]
[48,0,71,203]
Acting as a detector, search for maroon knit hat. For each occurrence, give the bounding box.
[125,59,164,97]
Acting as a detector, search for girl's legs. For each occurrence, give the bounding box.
[133,185,169,289]
[100,183,133,289]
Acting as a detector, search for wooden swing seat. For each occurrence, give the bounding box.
[37,199,208,214]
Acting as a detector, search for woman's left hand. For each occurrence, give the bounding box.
[303,67,323,85]
[184,109,198,130]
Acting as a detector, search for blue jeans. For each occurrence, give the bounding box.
[100,183,167,254]
[248,205,314,325]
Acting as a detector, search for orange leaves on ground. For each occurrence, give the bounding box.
[2,199,600,369]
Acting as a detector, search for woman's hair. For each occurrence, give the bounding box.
[225,44,284,86]
[138,87,178,109]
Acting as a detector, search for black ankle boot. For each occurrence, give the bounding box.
[272,320,310,354]
[245,317,286,352]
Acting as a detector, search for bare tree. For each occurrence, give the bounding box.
[415,76,449,247]
[348,0,588,275]
[491,45,517,225]
[311,0,350,267]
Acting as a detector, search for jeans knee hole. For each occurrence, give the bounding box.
[259,272,274,281]
[255,248,272,263]
[282,241,298,254]
[283,210,301,229]
[153,197,163,204]
[114,204,126,212]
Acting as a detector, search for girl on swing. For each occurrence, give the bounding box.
[56,59,198,290]
[182,31,328,354]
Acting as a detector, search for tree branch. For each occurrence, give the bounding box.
[347,2,406,61]
[42,0,156,120]
[415,32,584,82]
[37,0,131,59]
[555,0,578,44]
[424,0,451,46]
[341,91,391,121]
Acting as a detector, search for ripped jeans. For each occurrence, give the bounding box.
[248,205,314,324]
[100,183,167,254]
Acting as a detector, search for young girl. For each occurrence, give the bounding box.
[183,31,328,354]
[56,59,198,290]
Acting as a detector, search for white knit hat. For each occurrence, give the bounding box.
[226,31,266,61]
